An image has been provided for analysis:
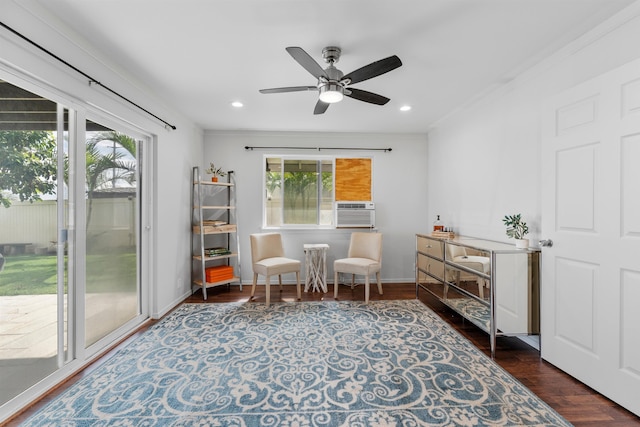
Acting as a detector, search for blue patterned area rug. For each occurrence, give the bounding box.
[23,300,571,426]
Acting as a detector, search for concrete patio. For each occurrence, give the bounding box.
[0,293,138,359]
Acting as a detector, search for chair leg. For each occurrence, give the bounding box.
[251,273,258,299]
[265,276,271,307]
[295,271,301,300]
[364,275,370,303]
[334,271,339,298]
[477,277,484,299]
[350,273,355,290]
[376,272,383,295]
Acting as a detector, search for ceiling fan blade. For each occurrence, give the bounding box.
[345,88,390,105]
[286,47,327,79]
[341,55,402,85]
[314,100,330,115]
[259,86,317,94]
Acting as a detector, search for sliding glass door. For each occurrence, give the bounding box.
[84,121,141,347]
[0,80,71,405]
[0,78,148,408]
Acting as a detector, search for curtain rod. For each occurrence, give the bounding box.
[245,146,392,152]
[0,21,177,131]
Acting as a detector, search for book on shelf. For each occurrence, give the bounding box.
[202,220,227,226]
[193,224,237,233]
[205,247,232,256]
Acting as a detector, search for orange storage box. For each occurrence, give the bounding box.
[205,265,234,282]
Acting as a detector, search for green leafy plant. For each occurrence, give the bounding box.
[0,131,57,208]
[205,162,226,177]
[502,214,529,240]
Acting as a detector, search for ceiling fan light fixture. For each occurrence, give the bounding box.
[259,46,402,114]
[318,82,344,103]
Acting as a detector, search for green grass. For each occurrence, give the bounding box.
[0,252,137,296]
[0,254,58,295]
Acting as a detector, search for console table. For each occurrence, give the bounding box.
[416,234,540,357]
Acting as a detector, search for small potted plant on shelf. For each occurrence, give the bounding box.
[205,162,226,182]
[502,213,530,249]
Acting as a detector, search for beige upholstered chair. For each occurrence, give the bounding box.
[447,244,491,298]
[333,232,383,303]
[250,233,301,307]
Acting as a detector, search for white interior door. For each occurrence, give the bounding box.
[541,58,640,416]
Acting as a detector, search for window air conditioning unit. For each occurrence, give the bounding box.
[335,201,375,228]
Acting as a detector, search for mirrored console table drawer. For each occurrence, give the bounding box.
[417,252,445,282]
[416,235,444,259]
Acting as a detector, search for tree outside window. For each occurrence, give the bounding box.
[0,130,57,208]
[265,157,333,227]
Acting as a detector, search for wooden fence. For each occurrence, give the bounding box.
[0,197,136,254]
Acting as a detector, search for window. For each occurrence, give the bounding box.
[264,156,333,227]
[263,155,374,228]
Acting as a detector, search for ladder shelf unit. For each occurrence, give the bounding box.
[191,166,241,300]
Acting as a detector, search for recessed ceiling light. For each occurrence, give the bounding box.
[231,101,243,108]
[400,105,412,112]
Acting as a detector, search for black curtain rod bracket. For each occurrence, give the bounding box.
[1,21,177,130]
[245,146,391,152]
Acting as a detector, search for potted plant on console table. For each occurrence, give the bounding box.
[502,213,529,249]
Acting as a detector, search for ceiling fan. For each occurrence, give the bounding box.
[259,46,402,115]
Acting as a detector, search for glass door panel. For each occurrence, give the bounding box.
[0,80,69,404]
[84,121,140,347]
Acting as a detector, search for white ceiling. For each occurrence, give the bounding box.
[24,0,636,133]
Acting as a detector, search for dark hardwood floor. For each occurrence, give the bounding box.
[6,283,639,426]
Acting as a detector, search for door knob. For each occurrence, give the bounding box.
[539,239,553,247]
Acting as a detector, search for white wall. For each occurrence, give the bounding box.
[426,3,640,245]
[0,3,204,318]
[204,131,428,284]
[154,125,203,316]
